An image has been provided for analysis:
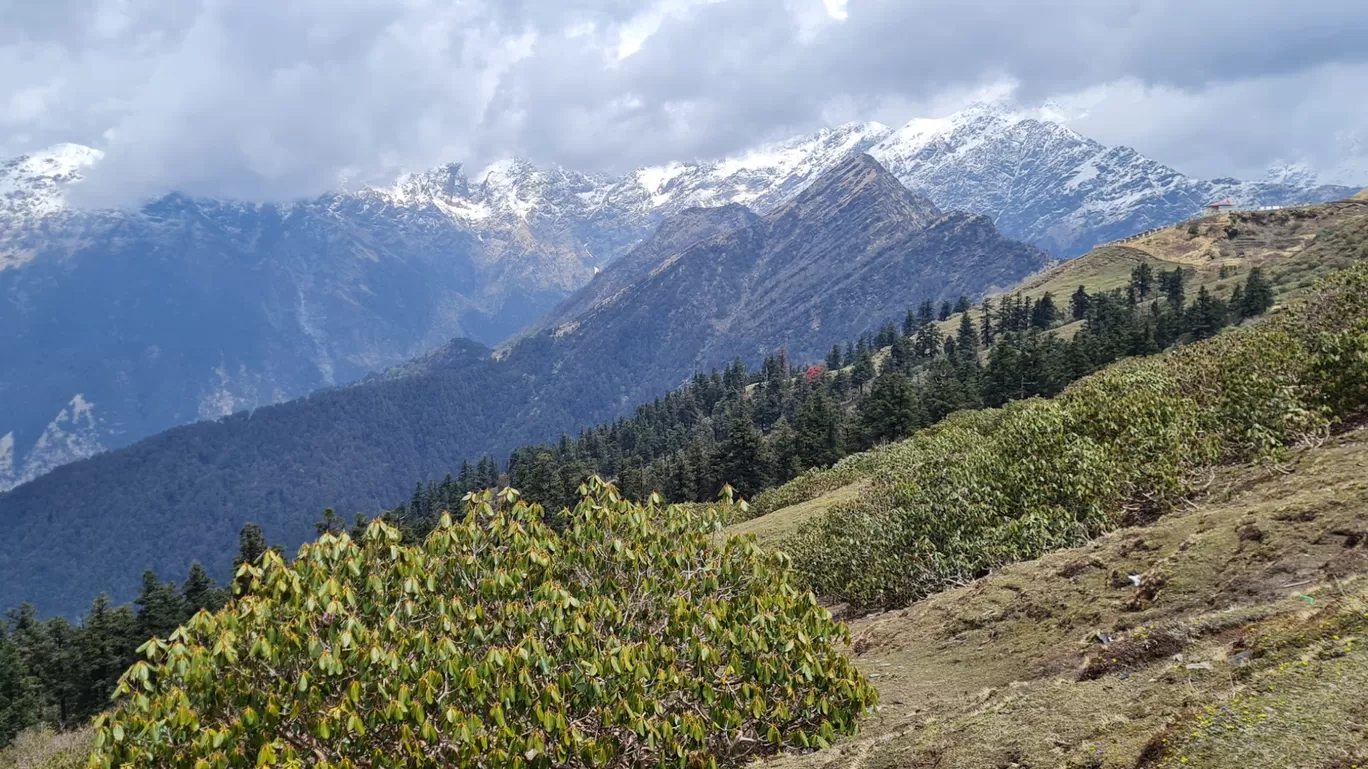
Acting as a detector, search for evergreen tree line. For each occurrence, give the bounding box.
[0,526,281,747]
[391,267,1276,533]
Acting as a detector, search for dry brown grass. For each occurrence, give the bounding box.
[748,428,1368,769]
[0,727,92,769]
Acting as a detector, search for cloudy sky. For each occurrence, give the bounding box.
[3,0,1367,205]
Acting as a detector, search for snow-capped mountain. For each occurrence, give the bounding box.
[0,102,1355,490]
[864,102,1356,254]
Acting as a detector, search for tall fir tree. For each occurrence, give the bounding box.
[1070,285,1091,320]
[1240,266,1275,318]
[713,403,772,498]
[134,571,186,643]
[956,311,980,361]
[857,372,926,448]
[794,393,845,470]
[1030,292,1058,329]
[1129,262,1154,297]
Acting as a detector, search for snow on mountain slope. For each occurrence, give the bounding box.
[0,395,105,491]
[0,143,102,219]
[865,101,1356,254]
[0,143,104,270]
[0,103,1356,489]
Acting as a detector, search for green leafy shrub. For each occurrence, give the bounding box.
[743,414,1003,522]
[786,266,1368,611]
[91,479,876,769]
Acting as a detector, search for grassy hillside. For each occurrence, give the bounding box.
[726,258,1368,766]
[934,199,1368,341]
[732,427,1368,768]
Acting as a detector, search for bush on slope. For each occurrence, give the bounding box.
[784,266,1368,611]
[92,480,876,769]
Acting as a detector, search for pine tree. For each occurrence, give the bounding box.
[956,311,979,361]
[767,418,804,483]
[1071,285,1090,320]
[954,295,971,314]
[0,617,41,746]
[315,507,348,537]
[519,451,565,509]
[713,404,771,498]
[827,344,843,369]
[795,393,845,470]
[1240,266,1275,318]
[914,321,941,359]
[234,525,268,570]
[902,309,917,338]
[1129,262,1154,297]
[1162,268,1186,308]
[875,323,897,348]
[917,300,936,327]
[1030,292,1058,329]
[938,301,952,321]
[980,298,996,346]
[181,562,226,615]
[921,359,980,422]
[3,605,54,734]
[71,595,139,724]
[232,523,273,595]
[889,334,914,373]
[857,373,925,448]
[134,570,187,643]
[1229,283,1246,320]
[1187,285,1227,340]
[851,349,876,391]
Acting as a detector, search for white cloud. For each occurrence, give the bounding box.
[1,0,1364,205]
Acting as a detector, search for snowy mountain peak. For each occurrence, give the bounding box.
[1262,163,1320,187]
[1,142,103,220]
[714,120,891,177]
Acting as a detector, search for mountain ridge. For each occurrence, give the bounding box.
[1,102,1357,490]
[0,155,1048,616]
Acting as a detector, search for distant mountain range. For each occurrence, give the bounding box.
[1,101,1357,490]
[0,154,1048,616]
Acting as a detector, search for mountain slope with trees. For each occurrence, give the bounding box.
[0,156,1046,617]
[3,106,1355,490]
[0,201,1364,756]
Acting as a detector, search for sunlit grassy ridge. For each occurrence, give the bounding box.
[731,423,1368,769]
[717,265,1368,767]
[787,265,1368,610]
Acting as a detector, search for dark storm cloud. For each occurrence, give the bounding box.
[2,0,1365,205]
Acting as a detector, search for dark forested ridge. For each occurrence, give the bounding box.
[0,155,1047,617]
